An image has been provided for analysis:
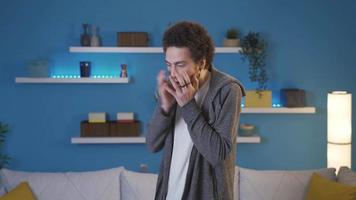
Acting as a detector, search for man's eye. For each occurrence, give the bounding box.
[177,64,185,68]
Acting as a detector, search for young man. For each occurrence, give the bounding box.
[146,21,245,200]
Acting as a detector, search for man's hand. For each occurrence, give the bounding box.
[157,70,176,113]
[165,71,199,107]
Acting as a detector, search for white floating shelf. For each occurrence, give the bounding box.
[70,47,162,53]
[71,135,261,144]
[69,46,242,54]
[237,134,261,143]
[241,107,316,114]
[215,47,242,53]
[71,137,146,144]
[15,77,129,84]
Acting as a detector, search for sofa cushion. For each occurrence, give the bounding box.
[337,166,356,186]
[0,187,7,197]
[305,173,356,200]
[0,167,124,200]
[238,167,336,200]
[120,169,157,200]
[0,182,37,200]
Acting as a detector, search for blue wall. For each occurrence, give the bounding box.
[1,0,355,173]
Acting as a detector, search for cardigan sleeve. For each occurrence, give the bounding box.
[146,100,175,153]
[181,82,242,167]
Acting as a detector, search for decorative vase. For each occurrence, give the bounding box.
[120,64,128,78]
[91,25,101,47]
[27,60,49,77]
[223,39,240,47]
[245,90,272,107]
[80,61,91,77]
[80,23,91,47]
[280,88,306,107]
[239,123,256,136]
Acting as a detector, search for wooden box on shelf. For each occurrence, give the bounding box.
[117,32,149,47]
[110,121,140,137]
[80,121,110,137]
[280,88,306,107]
[245,90,272,107]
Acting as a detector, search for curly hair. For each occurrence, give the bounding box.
[163,21,215,71]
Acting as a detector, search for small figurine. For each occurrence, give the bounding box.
[120,64,128,78]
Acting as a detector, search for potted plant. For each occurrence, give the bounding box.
[223,28,240,47]
[0,122,10,169]
[240,31,271,107]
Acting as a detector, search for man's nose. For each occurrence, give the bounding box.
[170,66,178,77]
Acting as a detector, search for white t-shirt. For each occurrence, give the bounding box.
[166,75,210,200]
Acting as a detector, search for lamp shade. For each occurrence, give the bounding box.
[327,91,352,170]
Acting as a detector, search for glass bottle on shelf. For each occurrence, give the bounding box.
[91,25,101,47]
[80,23,91,47]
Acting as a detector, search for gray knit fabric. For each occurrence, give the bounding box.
[337,167,356,186]
[146,67,245,200]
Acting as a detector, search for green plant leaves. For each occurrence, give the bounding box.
[240,31,268,91]
[0,122,10,169]
[226,28,239,39]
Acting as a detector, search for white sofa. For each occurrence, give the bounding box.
[0,166,354,200]
[234,167,336,200]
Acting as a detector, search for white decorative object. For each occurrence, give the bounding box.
[117,112,134,121]
[90,25,101,47]
[327,91,352,171]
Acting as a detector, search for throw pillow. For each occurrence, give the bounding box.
[239,167,336,200]
[305,173,356,200]
[120,169,158,200]
[0,182,37,200]
[337,166,356,186]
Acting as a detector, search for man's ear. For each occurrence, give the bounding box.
[199,59,207,70]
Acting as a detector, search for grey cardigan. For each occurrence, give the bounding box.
[146,68,245,200]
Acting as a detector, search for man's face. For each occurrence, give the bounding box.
[165,47,200,84]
